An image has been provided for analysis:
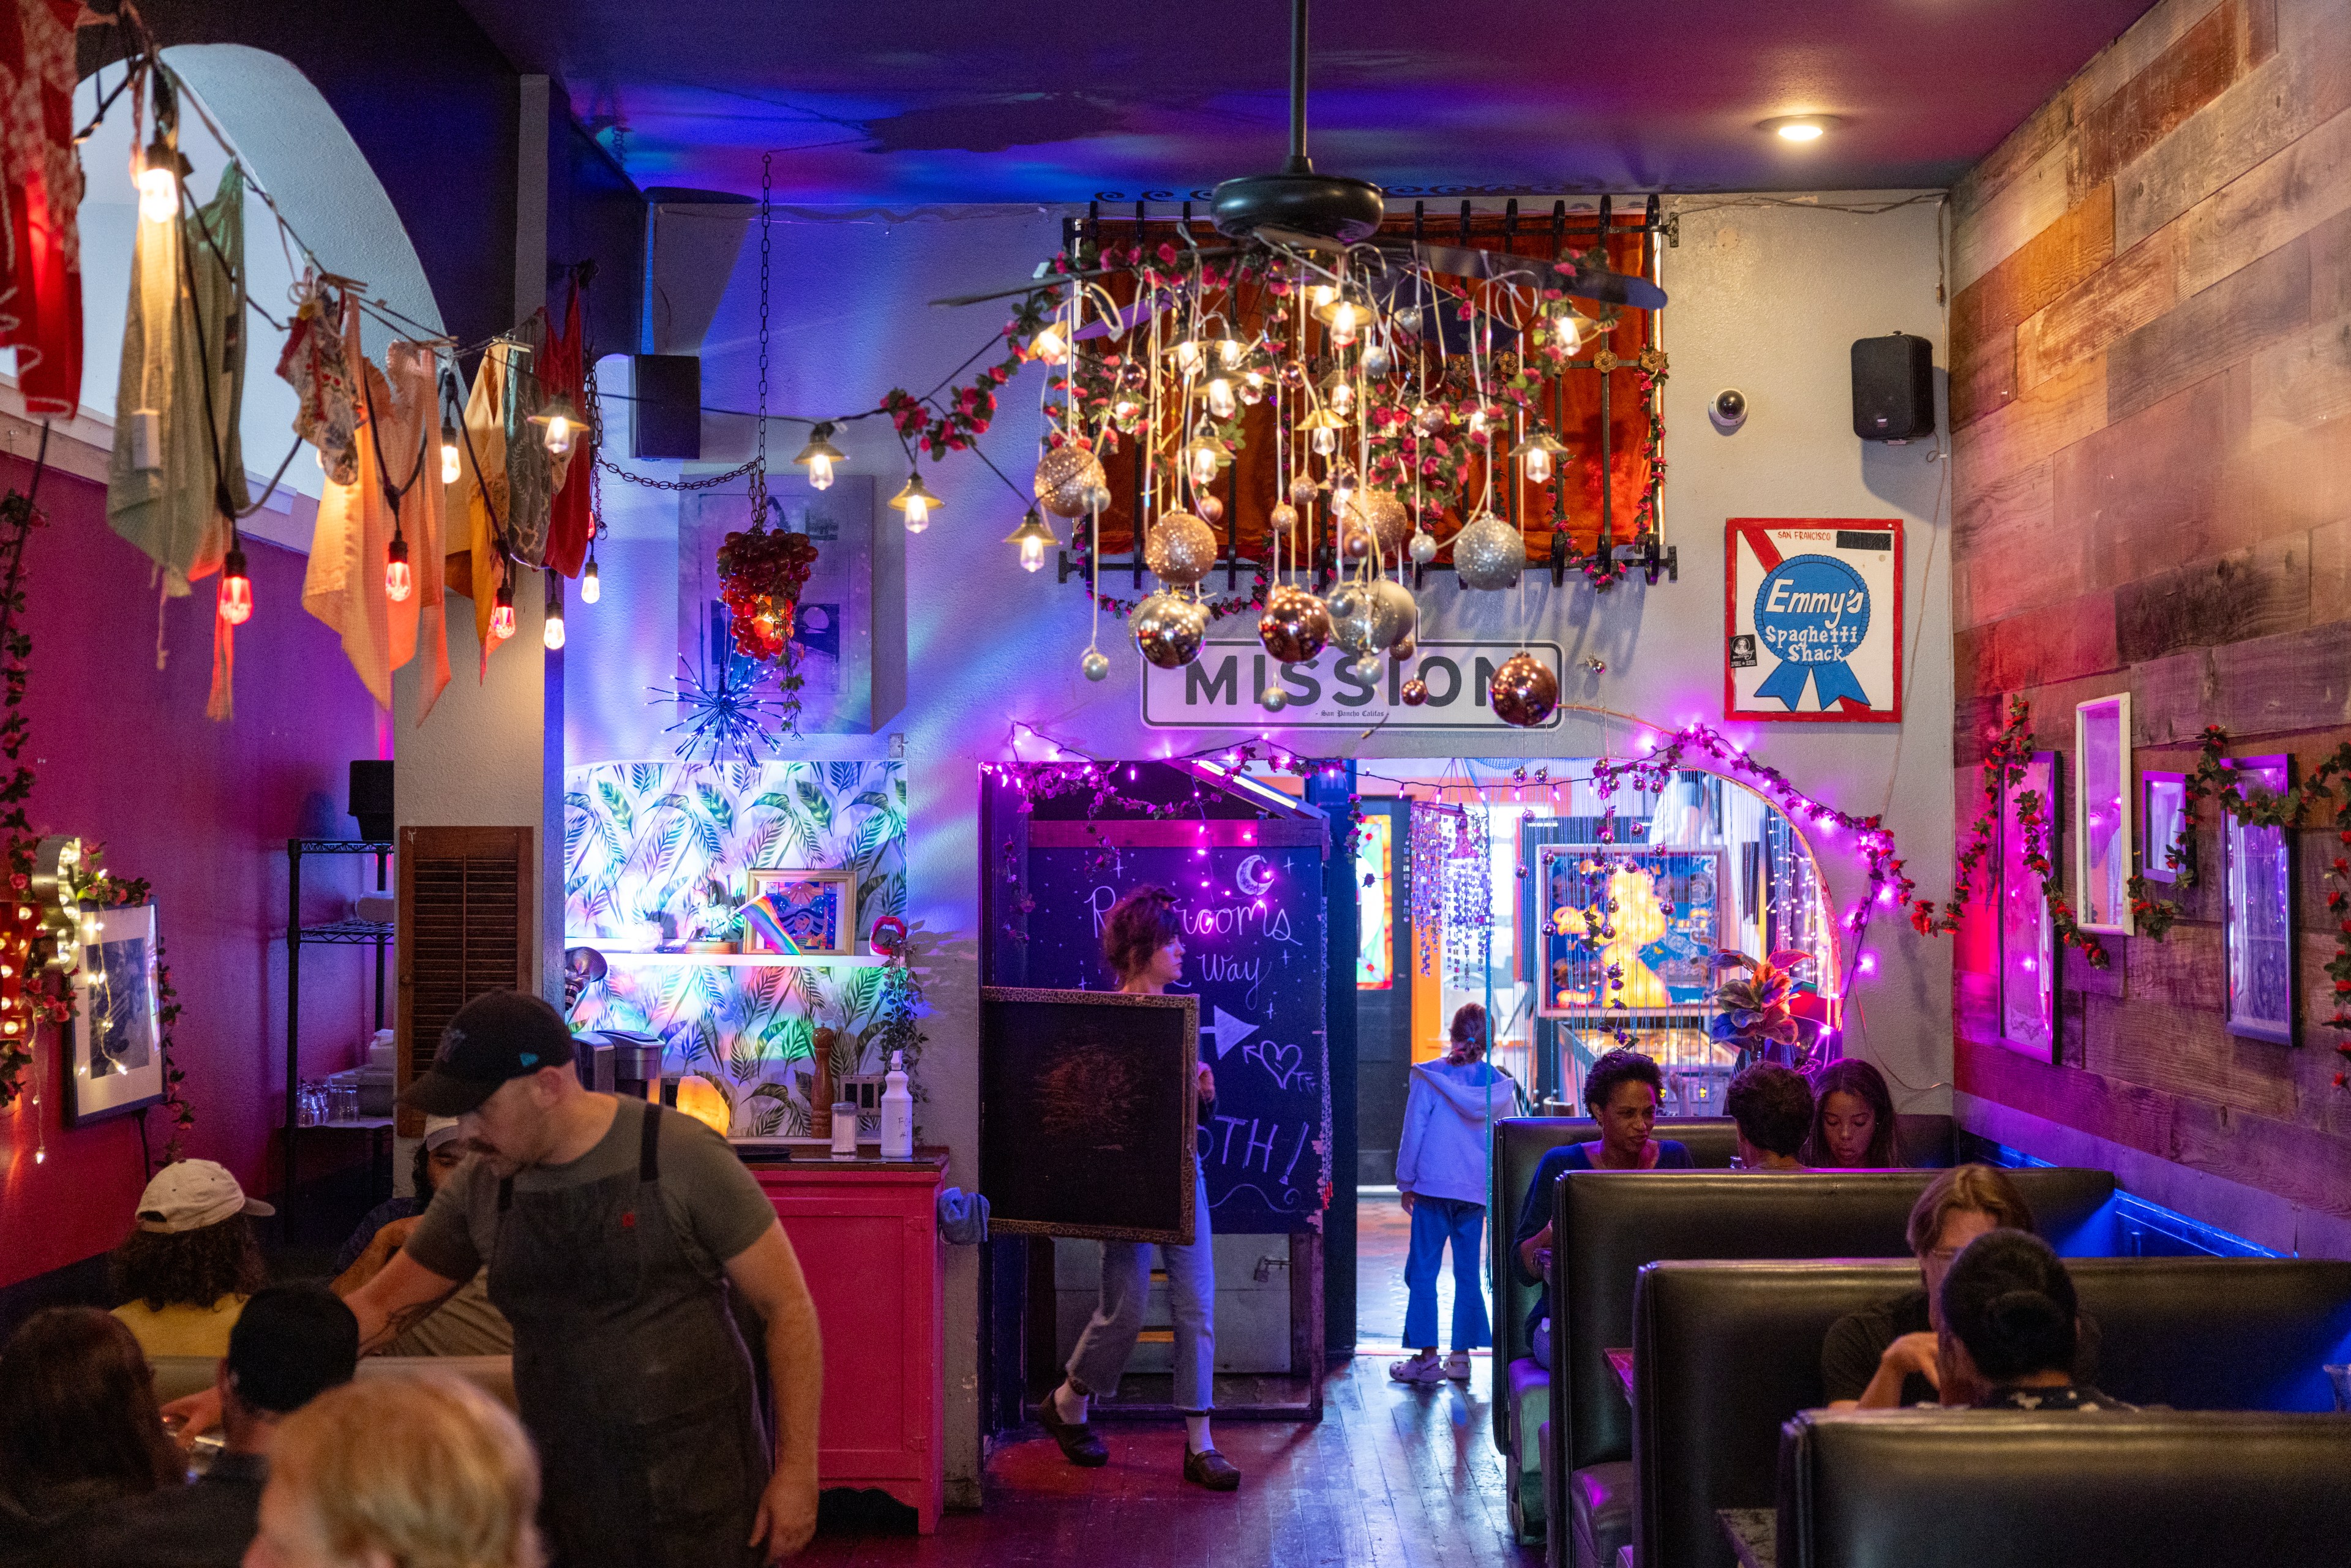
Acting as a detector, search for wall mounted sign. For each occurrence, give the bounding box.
[1533,844,1723,1020]
[1725,519,1903,723]
[1142,639,1564,730]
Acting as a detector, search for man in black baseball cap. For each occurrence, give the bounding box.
[83,1286,358,1566]
[354,990,821,1564]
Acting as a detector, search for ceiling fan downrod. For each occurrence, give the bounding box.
[1212,0,1385,241]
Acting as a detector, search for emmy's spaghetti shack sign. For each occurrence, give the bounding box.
[1142,639,1564,729]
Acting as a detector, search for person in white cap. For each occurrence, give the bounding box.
[328,1117,512,1357]
[109,1159,274,1360]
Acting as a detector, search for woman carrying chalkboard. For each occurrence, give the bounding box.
[1036,886,1241,1493]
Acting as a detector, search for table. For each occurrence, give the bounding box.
[1718,1507,1776,1568]
[1605,1346,1636,1403]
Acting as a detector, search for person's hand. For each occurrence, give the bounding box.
[1519,1220,1553,1277]
[160,1387,223,1451]
[1881,1330,1941,1390]
[1197,1063,1215,1103]
[370,1215,422,1260]
[749,1465,817,1561]
[1399,1190,1415,1214]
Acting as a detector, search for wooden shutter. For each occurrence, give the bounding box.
[396,825,534,1136]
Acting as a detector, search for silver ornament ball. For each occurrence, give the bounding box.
[1368,577,1417,650]
[1453,511,1524,590]
[1327,581,1382,656]
[1081,649,1111,683]
[1408,530,1438,565]
[1129,593,1209,670]
[1259,683,1289,713]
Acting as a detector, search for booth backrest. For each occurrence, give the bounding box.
[148,1354,521,1414]
[1550,1168,2116,1474]
[1777,1409,2351,1568]
[1635,1256,2351,1568]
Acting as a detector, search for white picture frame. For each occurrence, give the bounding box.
[2073,694,2134,935]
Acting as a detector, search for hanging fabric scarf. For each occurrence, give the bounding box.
[276,269,361,484]
[541,283,593,579]
[0,0,86,418]
[453,336,517,655]
[501,306,555,569]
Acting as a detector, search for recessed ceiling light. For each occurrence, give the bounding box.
[1760,114,1841,142]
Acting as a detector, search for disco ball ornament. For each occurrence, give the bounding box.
[1081,649,1111,683]
[1491,651,1560,728]
[1130,593,1209,670]
[1034,445,1108,519]
[1258,584,1332,662]
[1368,578,1417,650]
[1289,476,1318,511]
[1409,530,1438,565]
[1327,581,1382,657]
[1363,343,1392,377]
[1143,512,1218,587]
[1340,490,1409,562]
[1401,678,1429,707]
[1453,511,1524,590]
[1269,501,1299,534]
[1259,683,1288,712]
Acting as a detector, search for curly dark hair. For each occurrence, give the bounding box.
[1939,1229,2079,1384]
[1727,1063,1815,1158]
[1802,1057,1904,1167]
[111,1215,266,1313]
[1582,1048,1664,1117]
[0,1307,181,1498]
[1101,885,1183,982]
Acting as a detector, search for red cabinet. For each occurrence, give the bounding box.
[751,1152,947,1532]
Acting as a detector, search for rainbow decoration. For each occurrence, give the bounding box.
[735,892,804,956]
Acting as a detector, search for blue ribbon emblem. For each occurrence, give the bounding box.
[1752,554,1872,711]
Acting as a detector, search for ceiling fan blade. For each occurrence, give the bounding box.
[1561,257,1669,312]
[1252,224,1353,255]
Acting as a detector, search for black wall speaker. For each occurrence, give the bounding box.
[1851,332,1936,442]
[349,760,394,844]
[631,354,702,460]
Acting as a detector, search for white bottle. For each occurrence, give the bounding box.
[879,1051,914,1160]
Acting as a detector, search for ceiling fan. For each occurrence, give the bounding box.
[932,0,1666,313]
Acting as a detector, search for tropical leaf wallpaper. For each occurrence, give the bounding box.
[564,761,912,1136]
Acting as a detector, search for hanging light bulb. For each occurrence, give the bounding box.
[1298,407,1346,457]
[217,547,252,625]
[1325,375,1355,416]
[1029,320,1070,365]
[1240,369,1268,405]
[889,471,942,535]
[1467,405,1491,437]
[1314,288,1370,346]
[1182,433,1231,490]
[793,421,846,490]
[440,421,462,485]
[1519,429,1571,485]
[581,554,601,605]
[1204,375,1238,419]
[1307,281,1338,310]
[384,535,413,602]
[1002,509,1059,574]
[1331,468,1359,510]
[543,572,566,650]
[1212,334,1247,371]
[490,581,517,642]
[1170,337,1205,377]
[528,392,583,456]
[136,134,184,224]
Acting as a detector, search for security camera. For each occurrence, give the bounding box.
[1710,388,1748,433]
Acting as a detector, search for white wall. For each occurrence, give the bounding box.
[564,193,1954,1495]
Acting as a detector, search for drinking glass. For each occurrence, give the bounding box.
[2326,1363,2351,1412]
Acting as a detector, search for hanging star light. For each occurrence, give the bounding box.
[649,650,785,768]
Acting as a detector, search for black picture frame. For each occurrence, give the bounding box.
[978,986,1199,1244]
[2222,755,2297,1046]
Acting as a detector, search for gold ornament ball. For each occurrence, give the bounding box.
[1259,683,1288,713]
[1491,651,1560,728]
[1143,512,1218,587]
[1289,476,1318,511]
[1389,632,1417,664]
[1258,583,1333,663]
[1343,490,1411,558]
[1368,578,1417,650]
[1034,445,1108,519]
[1269,501,1299,534]
[1401,678,1429,707]
[1081,649,1111,683]
[1198,494,1225,525]
[1453,511,1523,590]
[1129,593,1208,670]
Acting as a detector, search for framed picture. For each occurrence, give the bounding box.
[1725,519,1903,723]
[1533,844,1725,1019]
[2142,771,2189,885]
[2073,694,2133,935]
[1997,751,2060,1063]
[742,869,857,956]
[65,902,164,1126]
[2223,754,2297,1046]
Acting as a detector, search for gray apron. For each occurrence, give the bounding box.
[489,1104,770,1568]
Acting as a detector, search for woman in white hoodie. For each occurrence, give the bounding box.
[1390,1004,1519,1384]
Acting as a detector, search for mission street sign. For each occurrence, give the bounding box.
[1141,639,1565,730]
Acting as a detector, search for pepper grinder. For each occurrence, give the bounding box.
[808,1026,837,1141]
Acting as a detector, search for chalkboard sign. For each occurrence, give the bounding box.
[978,989,1198,1244]
[1018,822,1329,1234]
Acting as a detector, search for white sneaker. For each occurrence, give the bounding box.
[1443,1353,1472,1381]
[1389,1354,1447,1385]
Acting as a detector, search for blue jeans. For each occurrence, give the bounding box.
[1403,1195,1491,1353]
[1066,1169,1217,1413]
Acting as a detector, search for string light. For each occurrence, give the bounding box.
[216,547,252,625]
[1003,509,1057,574]
[439,420,462,485]
[384,535,413,602]
[1519,429,1570,485]
[136,133,184,223]
[793,422,846,490]
[542,572,566,650]
[889,471,941,534]
[580,554,601,605]
[489,580,517,642]
[529,393,582,457]
[1028,320,1070,365]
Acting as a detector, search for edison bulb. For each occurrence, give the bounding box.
[1467,407,1490,437]
[805,451,834,490]
[217,572,252,626]
[1307,282,1337,309]
[581,561,601,604]
[1188,445,1221,489]
[1019,535,1047,572]
[1204,376,1237,419]
[901,493,931,533]
[1310,424,1338,457]
[1523,446,1554,484]
[1030,321,1070,364]
[544,610,566,650]
[540,414,576,456]
[385,559,413,603]
[440,439,461,485]
[137,163,178,224]
[1327,380,1355,416]
[490,600,517,641]
[1171,339,1205,376]
[1241,370,1267,405]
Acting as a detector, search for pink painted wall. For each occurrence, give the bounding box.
[0,454,384,1289]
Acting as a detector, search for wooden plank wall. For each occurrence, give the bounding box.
[1949,0,2351,1253]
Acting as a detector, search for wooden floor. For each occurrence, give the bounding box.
[803,1195,1532,1566]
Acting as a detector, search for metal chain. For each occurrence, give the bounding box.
[596,454,760,492]
[751,151,772,524]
